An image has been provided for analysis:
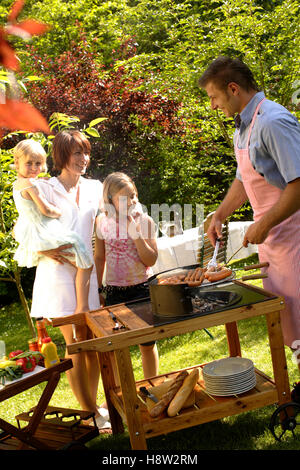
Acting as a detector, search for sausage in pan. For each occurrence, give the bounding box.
[189,267,201,281]
[184,270,195,281]
[206,268,232,282]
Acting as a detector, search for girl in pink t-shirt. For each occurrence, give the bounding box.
[95,172,159,378]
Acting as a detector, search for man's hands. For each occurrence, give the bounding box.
[243,179,300,246]
[243,220,270,246]
[207,178,249,247]
[207,215,223,247]
[208,213,269,249]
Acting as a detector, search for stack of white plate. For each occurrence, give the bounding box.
[203,357,256,396]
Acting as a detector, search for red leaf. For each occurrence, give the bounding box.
[8,0,25,22]
[0,31,19,70]
[5,24,31,40]
[16,20,50,36]
[0,99,50,134]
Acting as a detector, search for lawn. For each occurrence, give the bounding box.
[0,255,299,451]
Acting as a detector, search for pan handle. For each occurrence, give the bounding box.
[244,262,269,271]
[240,273,268,281]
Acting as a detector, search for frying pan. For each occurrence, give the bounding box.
[148,263,231,317]
[147,262,268,317]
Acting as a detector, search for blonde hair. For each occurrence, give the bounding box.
[103,172,138,206]
[14,139,47,173]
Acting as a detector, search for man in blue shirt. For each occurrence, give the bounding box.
[198,56,300,369]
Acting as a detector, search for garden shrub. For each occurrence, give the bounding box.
[26,36,240,217]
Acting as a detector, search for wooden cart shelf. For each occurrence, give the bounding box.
[109,364,278,439]
[13,406,98,450]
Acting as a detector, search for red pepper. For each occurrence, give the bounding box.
[9,350,24,359]
[16,356,36,373]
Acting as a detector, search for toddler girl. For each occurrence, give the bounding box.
[95,172,159,378]
[12,139,93,314]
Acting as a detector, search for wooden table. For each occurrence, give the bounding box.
[0,359,98,450]
[55,281,291,450]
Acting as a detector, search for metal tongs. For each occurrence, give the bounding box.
[207,237,221,269]
[224,243,270,280]
[226,244,245,264]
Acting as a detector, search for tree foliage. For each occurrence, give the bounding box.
[8,0,296,213]
[0,0,51,329]
[0,0,298,214]
[25,36,189,206]
[0,0,299,315]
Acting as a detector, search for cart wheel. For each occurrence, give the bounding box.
[269,402,300,442]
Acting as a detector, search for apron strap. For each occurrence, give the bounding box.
[246,97,266,148]
[235,97,266,149]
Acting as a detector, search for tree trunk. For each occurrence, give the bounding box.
[14,268,35,338]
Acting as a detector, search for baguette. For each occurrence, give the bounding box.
[167,368,199,417]
[149,370,188,418]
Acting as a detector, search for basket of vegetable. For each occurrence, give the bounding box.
[0,350,43,387]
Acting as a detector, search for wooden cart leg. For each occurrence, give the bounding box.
[98,351,124,434]
[26,371,60,434]
[114,347,147,450]
[266,311,291,405]
[225,321,241,357]
[16,370,61,450]
[0,417,51,450]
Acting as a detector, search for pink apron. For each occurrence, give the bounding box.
[235,98,300,347]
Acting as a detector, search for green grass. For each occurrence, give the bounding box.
[0,255,299,450]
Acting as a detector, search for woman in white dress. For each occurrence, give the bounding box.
[13,139,94,315]
[24,130,106,425]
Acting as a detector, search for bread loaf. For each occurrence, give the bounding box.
[167,368,199,417]
[149,370,188,418]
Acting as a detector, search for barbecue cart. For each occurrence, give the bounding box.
[53,279,299,450]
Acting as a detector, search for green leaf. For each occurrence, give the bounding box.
[84,128,100,138]
[24,76,45,82]
[88,117,108,127]
[18,81,27,94]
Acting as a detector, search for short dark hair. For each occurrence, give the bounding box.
[198,56,260,92]
[52,130,91,171]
